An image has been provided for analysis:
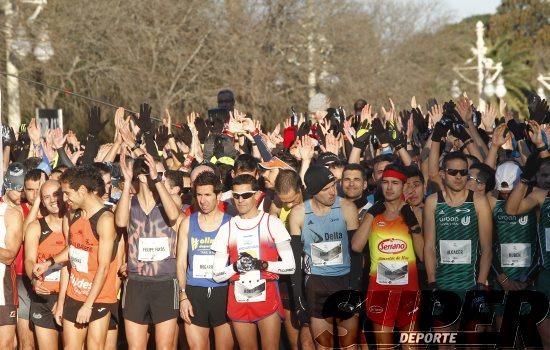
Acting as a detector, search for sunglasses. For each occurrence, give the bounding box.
[446,168,468,177]
[232,191,256,200]
[467,175,483,184]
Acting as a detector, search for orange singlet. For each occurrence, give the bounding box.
[36,218,66,293]
[66,208,118,304]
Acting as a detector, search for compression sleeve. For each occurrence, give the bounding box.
[266,240,295,275]
[212,251,237,283]
[348,230,363,290]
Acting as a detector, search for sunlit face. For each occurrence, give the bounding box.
[442,159,468,192]
[342,169,367,200]
[41,181,62,214]
[232,184,259,216]
[195,184,219,215]
[276,189,302,210]
[61,182,84,210]
[314,180,337,207]
[262,168,279,189]
[381,177,404,202]
[373,161,391,183]
[404,176,424,207]
[24,178,43,206]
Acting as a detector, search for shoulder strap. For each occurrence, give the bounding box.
[436,191,445,203]
[38,218,53,244]
[69,209,82,225]
[466,190,474,203]
[89,207,109,241]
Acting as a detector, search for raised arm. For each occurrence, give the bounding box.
[474,192,493,284]
[422,194,437,284]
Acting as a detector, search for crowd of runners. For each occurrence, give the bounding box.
[0,89,549,349]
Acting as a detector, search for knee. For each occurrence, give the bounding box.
[187,338,209,350]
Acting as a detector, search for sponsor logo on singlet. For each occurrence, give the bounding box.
[378,239,407,254]
[461,216,471,226]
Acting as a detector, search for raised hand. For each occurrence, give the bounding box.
[119,147,133,182]
[482,103,498,132]
[456,97,472,123]
[322,132,339,155]
[88,106,108,137]
[360,104,375,127]
[527,120,544,147]
[136,103,153,134]
[27,118,41,145]
[50,128,66,150]
[297,136,315,161]
[491,124,510,148]
[428,104,443,127]
[163,109,172,134]
[142,152,158,180]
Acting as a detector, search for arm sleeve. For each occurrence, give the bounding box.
[80,135,99,165]
[290,235,306,303]
[56,147,74,168]
[252,134,272,161]
[212,251,237,283]
[348,230,363,290]
[266,240,295,275]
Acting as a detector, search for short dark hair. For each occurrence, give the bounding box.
[165,170,184,190]
[193,171,222,194]
[23,157,42,171]
[233,154,259,174]
[59,165,105,196]
[343,164,366,181]
[373,154,396,168]
[132,157,149,179]
[404,165,424,183]
[274,170,302,195]
[24,168,48,184]
[442,152,468,169]
[470,163,495,192]
[232,174,259,192]
[93,162,111,175]
[274,151,300,171]
[353,99,367,113]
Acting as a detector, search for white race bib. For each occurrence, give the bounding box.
[69,246,89,273]
[234,279,266,303]
[440,240,471,264]
[44,263,62,282]
[311,241,343,266]
[501,243,531,268]
[192,255,215,279]
[376,260,408,285]
[138,237,171,262]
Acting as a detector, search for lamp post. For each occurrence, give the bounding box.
[2,0,52,131]
[537,74,550,100]
[453,21,506,110]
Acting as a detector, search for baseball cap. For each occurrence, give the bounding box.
[316,152,340,167]
[4,162,26,191]
[495,161,522,191]
[304,165,335,196]
[259,157,294,171]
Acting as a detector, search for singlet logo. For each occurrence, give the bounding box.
[455,208,470,213]
[191,237,213,251]
[369,305,384,314]
[377,221,386,227]
[518,216,528,226]
[438,210,445,215]
[378,239,407,254]
[461,216,471,226]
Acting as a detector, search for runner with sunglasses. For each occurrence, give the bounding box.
[212,174,295,350]
[423,151,492,328]
[177,171,234,349]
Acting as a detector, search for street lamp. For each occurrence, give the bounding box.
[451,79,461,99]
[537,74,549,100]
[453,21,506,109]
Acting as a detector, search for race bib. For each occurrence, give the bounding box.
[311,241,343,266]
[234,279,266,303]
[376,260,408,285]
[236,228,260,258]
[44,263,62,282]
[501,243,531,268]
[69,246,89,273]
[545,228,550,252]
[192,255,215,279]
[138,237,171,262]
[440,240,471,264]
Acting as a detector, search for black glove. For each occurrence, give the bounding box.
[399,110,411,134]
[156,125,169,150]
[353,129,370,149]
[431,121,449,142]
[136,103,153,136]
[411,107,428,134]
[521,153,542,182]
[528,94,550,125]
[88,106,108,137]
[1,124,16,147]
[291,296,310,328]
[451,123,471,143]
[390,132,406,151]
[401,204,420,230]
[367,201,386,218]
[233,252,256,273]
[507,119,527,141]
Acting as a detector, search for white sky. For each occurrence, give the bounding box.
[442,0,502,22]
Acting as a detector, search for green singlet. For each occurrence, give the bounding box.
[434,190,478,291]
[492,199,537,284]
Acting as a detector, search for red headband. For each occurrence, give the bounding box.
[382,169,407,183]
